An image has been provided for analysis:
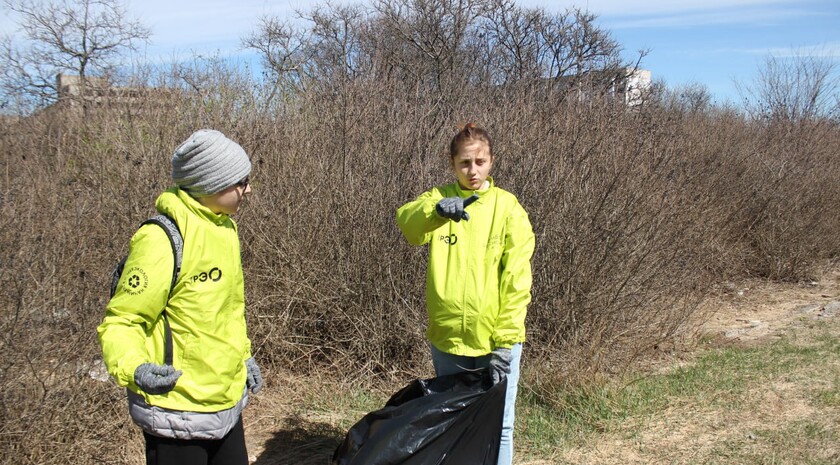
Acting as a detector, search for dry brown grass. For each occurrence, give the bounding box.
[0,2,838,462]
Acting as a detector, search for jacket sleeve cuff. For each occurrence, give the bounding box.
[115,359,144,388]
[491,337,519,350]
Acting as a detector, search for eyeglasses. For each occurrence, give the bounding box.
[235,176,250,189]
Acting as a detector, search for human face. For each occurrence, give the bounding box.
[197,176,252,215]
[451,140,493,191]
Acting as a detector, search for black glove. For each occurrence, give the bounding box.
[488,348,512,385]
[435,194,479,222]
[134,363,182,395]
[245,357,263,394]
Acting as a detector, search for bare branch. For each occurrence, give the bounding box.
[1,0,150,112]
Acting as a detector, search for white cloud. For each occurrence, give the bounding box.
[605,7,816,29]
[135,1,290,45]
[702,42,840,59]
[125,0,326,61]
[514,0,834,32]
[131,0,364,56]
[739,43,840,57]
[766,43,840,58]
[533,0,795,16]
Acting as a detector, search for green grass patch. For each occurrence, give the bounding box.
[700,420,840,465]
[813,369,840,407]
[518,325,840,460]
[297,381,390,432]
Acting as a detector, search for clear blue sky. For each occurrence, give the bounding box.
[3,0,838,104]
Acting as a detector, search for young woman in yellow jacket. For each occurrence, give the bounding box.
[396,123,535,465]
[98,129,262,465]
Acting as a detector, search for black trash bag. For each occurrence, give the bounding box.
[332,369,506,465]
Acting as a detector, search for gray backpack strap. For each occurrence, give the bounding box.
[142,214,183,293]
[140,214,183,366]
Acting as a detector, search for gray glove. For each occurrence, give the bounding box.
[488,348,512,385]
[245,357,263,394]
[134,363,182,395]
[435,194,479,222]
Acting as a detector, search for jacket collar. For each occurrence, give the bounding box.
[455,176,495,197]
[156,187,231,226]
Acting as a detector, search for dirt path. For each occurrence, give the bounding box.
[702,267,840,345]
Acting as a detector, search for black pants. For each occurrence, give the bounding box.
[143,416,248,465]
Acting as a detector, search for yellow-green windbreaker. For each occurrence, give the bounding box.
[396,177,535,357]
[97,187,251,413]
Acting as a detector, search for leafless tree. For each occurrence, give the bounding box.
[241,15,312,107]
[304,3,373,85]
[243,0,629,98]
[477,0,628,98]
[658,82,713,114]
[0,0,150,112]
[737,50,840,122]
[478,0,545,84]
[369,0,488,91]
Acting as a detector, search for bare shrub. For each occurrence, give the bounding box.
[735,51,840,279]
[738,51,840,122]
[1,1,840,463]
[0,111,147,464]
[737,118,840,280]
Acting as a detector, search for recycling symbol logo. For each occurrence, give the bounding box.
[123,267,149,295]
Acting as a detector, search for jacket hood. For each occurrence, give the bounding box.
[156,187,232,226]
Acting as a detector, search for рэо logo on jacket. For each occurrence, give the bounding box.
[192,267,223,283]
[439,234,457,245]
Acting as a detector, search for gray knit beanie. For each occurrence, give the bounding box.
[172,129,252,196]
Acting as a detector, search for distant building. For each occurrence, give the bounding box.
[553,67,652,107]
[617,68,652,107]
[52,73,180,114]
[56,73,110,99]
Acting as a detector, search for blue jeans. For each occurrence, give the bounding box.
[430,343,522,465]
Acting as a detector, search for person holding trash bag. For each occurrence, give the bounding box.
[396,122,535,465]
[98,129,263,465]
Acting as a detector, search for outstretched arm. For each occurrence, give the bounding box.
[396,189,447,246]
